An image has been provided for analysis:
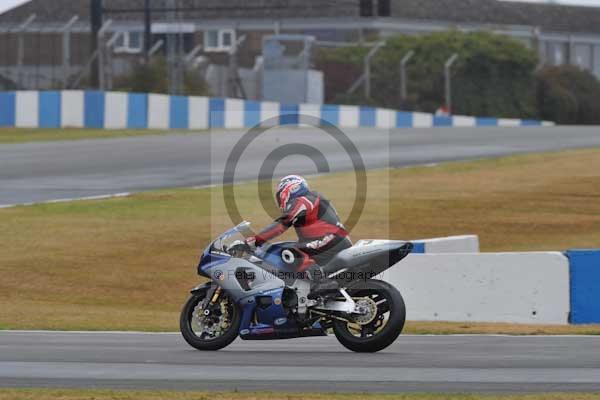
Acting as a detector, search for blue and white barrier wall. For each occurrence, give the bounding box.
[0,90,554,130]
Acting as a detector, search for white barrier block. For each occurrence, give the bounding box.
[225,98,244,129]
[376,109,394,129]
[384,252,570,324]
[148,94,169,129]
[413,112,433,128]
[339,105,359,128]
[498,118,521,127]
[188,96,209,130]
[452,115,476,127]
[104,92,128,130]
[15,91,39,128]
[299,103,320,126]
[61,90,84,128]
[260,101,279,127]
[542,121,555,127]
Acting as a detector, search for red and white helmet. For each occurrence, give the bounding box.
[275,175,309,211]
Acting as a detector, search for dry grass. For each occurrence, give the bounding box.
[1,389,600,400]
[1,148,600,331]
[0,128,204,144]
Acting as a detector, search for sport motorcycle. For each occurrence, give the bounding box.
[180,221,413,352]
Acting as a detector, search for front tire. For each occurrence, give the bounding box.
[333,279,405,353]
[180,287,241,351]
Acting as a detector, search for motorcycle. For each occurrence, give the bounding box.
[180,221,413,353]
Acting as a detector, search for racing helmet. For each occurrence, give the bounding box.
[275,175,309,211]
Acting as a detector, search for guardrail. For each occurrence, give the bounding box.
[0,90,554,130]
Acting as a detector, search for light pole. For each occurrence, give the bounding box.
[444,53,459,113]
[399,49,414,105]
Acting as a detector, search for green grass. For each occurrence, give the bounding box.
[1,389,600,400]
[1,148,600,331]
[0,127,209,144]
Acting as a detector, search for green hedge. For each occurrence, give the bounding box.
[537,65,600,125]
[317,31,539,119]
[114,57,211,96]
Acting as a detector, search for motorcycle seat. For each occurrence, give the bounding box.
[322,242,413,276]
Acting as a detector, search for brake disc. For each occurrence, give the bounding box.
[193,299,231,338]
[353,297,378,325]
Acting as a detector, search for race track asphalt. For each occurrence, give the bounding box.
[1,331,599,393]
[2,126,600,206]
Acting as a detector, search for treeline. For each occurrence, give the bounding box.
[317,31,600,125]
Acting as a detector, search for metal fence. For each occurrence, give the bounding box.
[0,12,197,94]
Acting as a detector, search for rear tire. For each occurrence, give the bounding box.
[180,288,241,351]
[333,279,405,353]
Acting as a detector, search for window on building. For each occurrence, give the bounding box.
[129,31,142,50]
[360,0,373,16]
[114,31,143,53]
[594,45,600,78]
[573,43,592,71]
[378,0,391,16]
[221,30,233,48]
[204,29,235,52]
[205,30,219,49]
[546,41,567,66]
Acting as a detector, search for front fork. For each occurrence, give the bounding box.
[191,282,222,313]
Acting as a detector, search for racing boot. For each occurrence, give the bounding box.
[306,265,339,299]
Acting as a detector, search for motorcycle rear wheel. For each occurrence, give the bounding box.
[180,287,241,351]
[332,279,406,353]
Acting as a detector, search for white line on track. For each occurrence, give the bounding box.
[0,192,131,209]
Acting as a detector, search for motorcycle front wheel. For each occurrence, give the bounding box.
[332,279,406,353]
[180,287,241,351]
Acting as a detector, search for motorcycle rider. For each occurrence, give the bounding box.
[246,175,352,296]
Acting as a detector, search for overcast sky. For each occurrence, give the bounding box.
[0,0,599,15]
[0,0,26,15]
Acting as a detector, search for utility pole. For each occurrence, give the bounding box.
[444,53,459,113]
[90,0,103,88]
[144,0,151,62]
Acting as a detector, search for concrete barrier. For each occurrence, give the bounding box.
[0,90,554,130]
[566,249,600,324]
[384,252,570,324]
[355,235,480,253]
